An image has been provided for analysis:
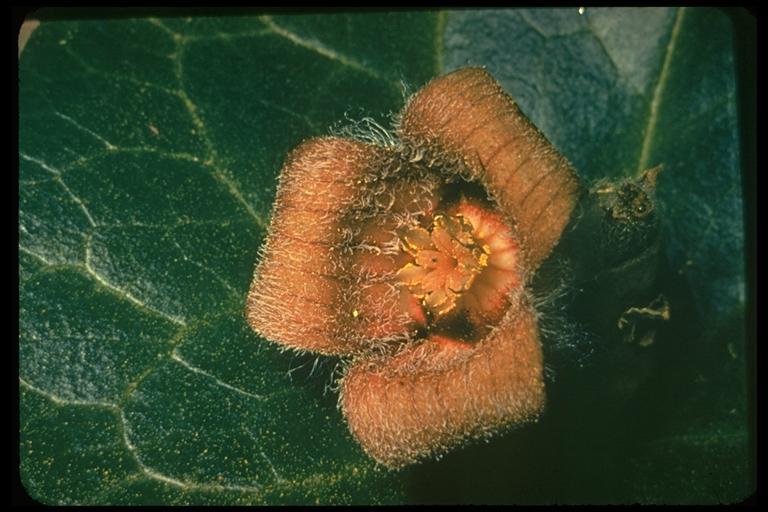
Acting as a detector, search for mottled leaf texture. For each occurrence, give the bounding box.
[19,8,751,505]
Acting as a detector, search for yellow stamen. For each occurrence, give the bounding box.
[396,213,490,318]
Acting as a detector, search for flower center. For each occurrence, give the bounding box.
[393,197,523,339]
[397,214,490,318]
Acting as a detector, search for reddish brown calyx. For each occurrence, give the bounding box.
[396,198,522,338]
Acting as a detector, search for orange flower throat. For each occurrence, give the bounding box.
[395,199,522,338]
[397,214,489,317]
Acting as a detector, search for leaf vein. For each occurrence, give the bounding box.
[169,35,267,230]
[84,233,187,326]
[259,15,397,90]
[170,350,265,400]
[19,377,118,409]
[20,152,97,227]
[637,6,686,174]
[53,111,117,150]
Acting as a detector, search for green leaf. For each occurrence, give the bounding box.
[19,8,751,505]
[443,8,745,331]
[19,11,439,505]
[411,7,751,504]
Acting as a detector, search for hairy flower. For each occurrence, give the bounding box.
[246,67,581,468]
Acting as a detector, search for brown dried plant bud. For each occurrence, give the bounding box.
[246,67,581,468]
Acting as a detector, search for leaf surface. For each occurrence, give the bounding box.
[19,8,751,505]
